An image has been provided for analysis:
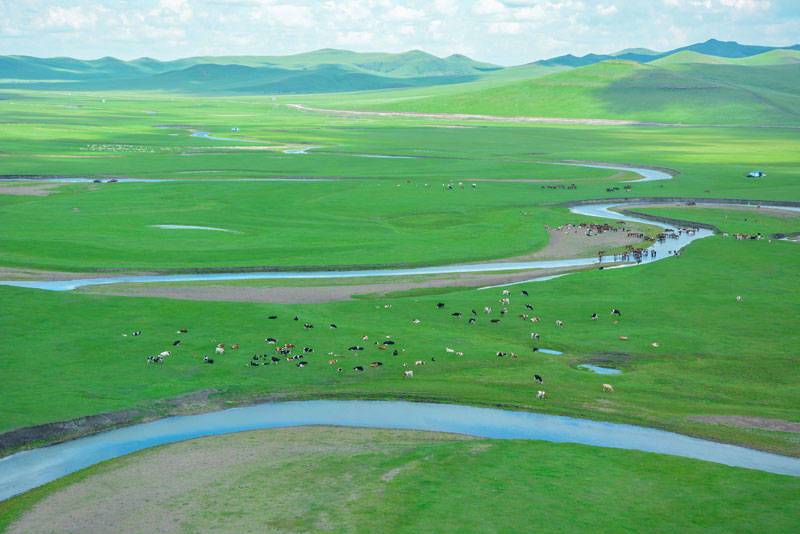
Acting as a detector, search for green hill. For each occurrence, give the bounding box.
[351,60,800,126]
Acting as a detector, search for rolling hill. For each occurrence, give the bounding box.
[347,60,800,126]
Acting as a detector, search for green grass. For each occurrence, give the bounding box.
[2,427,798,533]
[309,60,800,126]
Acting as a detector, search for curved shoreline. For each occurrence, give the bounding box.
[2,400,799,502]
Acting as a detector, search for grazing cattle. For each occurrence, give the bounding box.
[531,316,541,323]
[348,346,364,351]
[536,390,547,399]
[159,351,171,358]
[502,290,510,296]
[525,304,534,310]
[603,383,615,393]
[303,347,313,353]
[404,370,414,378]
[651,342,660,348]
[132,331,142,336]
[611,309,622,316]
[500,308,508,315]
[619,336,629,341]
[451,312,462,317]
[215,347,225,355]
[736,295,742,302]
[337,367,343,372]
[266,338,277,344]
[362,335,369,341]
[591,313,598,320]
[483,307,492,314]
[445,347,455,353]
[250,360,260,367]
[490,319,501,323]
[304,323,314,329]
[271,356,281,363]
[468,318,476,325]
[521,290,529,297]
[231,344,240,350]
[296,361,308,368]
[377,345,387,350]
[412,319,421,325]
[268,315,278,320]
[500,298,510,305]
[534,374,543,383]
[496,351,507,357]
[328,359,338,365]
[555,320,564,327]
[384,340,395,345]
[353,366,365,372]
[330,324,338,329]
[172,340,181,347]
[203,356,214,364]
[392,349,399,356]
[530,332,540,340]
[293,316,299,321]
[414,360,425,366]
[146,355,164,364]
[178,328,188,333]
[370,361,383,368]
[437,302,445,309]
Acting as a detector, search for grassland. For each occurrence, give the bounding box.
[3,427,799,533]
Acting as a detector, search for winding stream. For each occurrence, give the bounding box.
[1,400,798,502]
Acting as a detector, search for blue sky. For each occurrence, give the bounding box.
[1,1,798,65]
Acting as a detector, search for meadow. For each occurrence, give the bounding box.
[1,85,799,530]
[2,427,799,533]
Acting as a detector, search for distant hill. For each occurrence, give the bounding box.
[352,59,800,126]
[1,40,798,98]
[0,50,496,94]
[535,39,800,69]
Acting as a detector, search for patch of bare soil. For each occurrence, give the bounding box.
[79,266,592,303]
[287,104,674,127]
[0,267,156,281]
[495,226,644,262]
[8,427,471,534]
[0,183,63,196]
[689,416,800,433]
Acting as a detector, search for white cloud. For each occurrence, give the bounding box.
[36,6,100,31]
[385,5,425,21]
[596,4,619,16]
[473,0,507,16]
[489,21,523,34]
[255,3,314,27]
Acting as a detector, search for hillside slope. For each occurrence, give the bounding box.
[348,60,800,125]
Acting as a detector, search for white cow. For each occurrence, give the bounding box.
[404,370,414,378]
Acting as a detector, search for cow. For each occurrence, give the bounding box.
[651,342,660,348]
[591,313,598,320]
[414,360,425,366]
[404,370,414,378]
[337,367,343,372]
[303,347,314,353]
[555,320,564,327]
[437,302,445,309]
[159,351,171,358]
[271,356,281,363]
[203,356,214,364]
[490,319,501,323]
[603,383,615,393]
[483,306,492,314]
[132,331,142,336]
[304,323,314,329]
[328,359,338,365]
[445,347,455,353]
[348,346,364,351]
[384,340,395,345]
[215,347,225,355]
[736,295,742,302]
[521,290,529,297]
[611,309,622,316]
[525,304,534,310]
[412,319,421,325]
[370,361,383,368]
[451,312,462,317]
[353,366,365,372]
[330,324,338,329]
[178,328,188,333]
[468,318,476,325]
[530,332,540,340]
[534,374,543,383]
[266,338,277,344]
[172,340,181,347]
[502,289,510,296]
[231,344,240,350]
[268,315,278,320]
[296,361,308,368]
[619,336,629,341]
[536,390,547,399]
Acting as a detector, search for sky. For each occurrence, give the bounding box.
[1,0,799,65]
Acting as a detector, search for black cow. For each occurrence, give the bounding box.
[203,356,214,364]
[522,290,529,297]
[451,312,462,317]
[268,315,278,320]
[534,374,543,383]
[353,366,365,372]
[490,319,501,323]
[611,309,622,316]
[172,340,181,347]
[436,302,445,309]
[525,304,534,310]
[468,318,476,324]
[330,324,338,329]
[271,356,281,363]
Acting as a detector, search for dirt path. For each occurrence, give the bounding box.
[0,183,64,196]
[287,104,674,127]
[79,266,593,303]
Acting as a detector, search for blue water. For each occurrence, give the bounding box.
[1,400,798,502]
[0,198,719,291]
[536,348,563,355]
[578,364,623,375]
